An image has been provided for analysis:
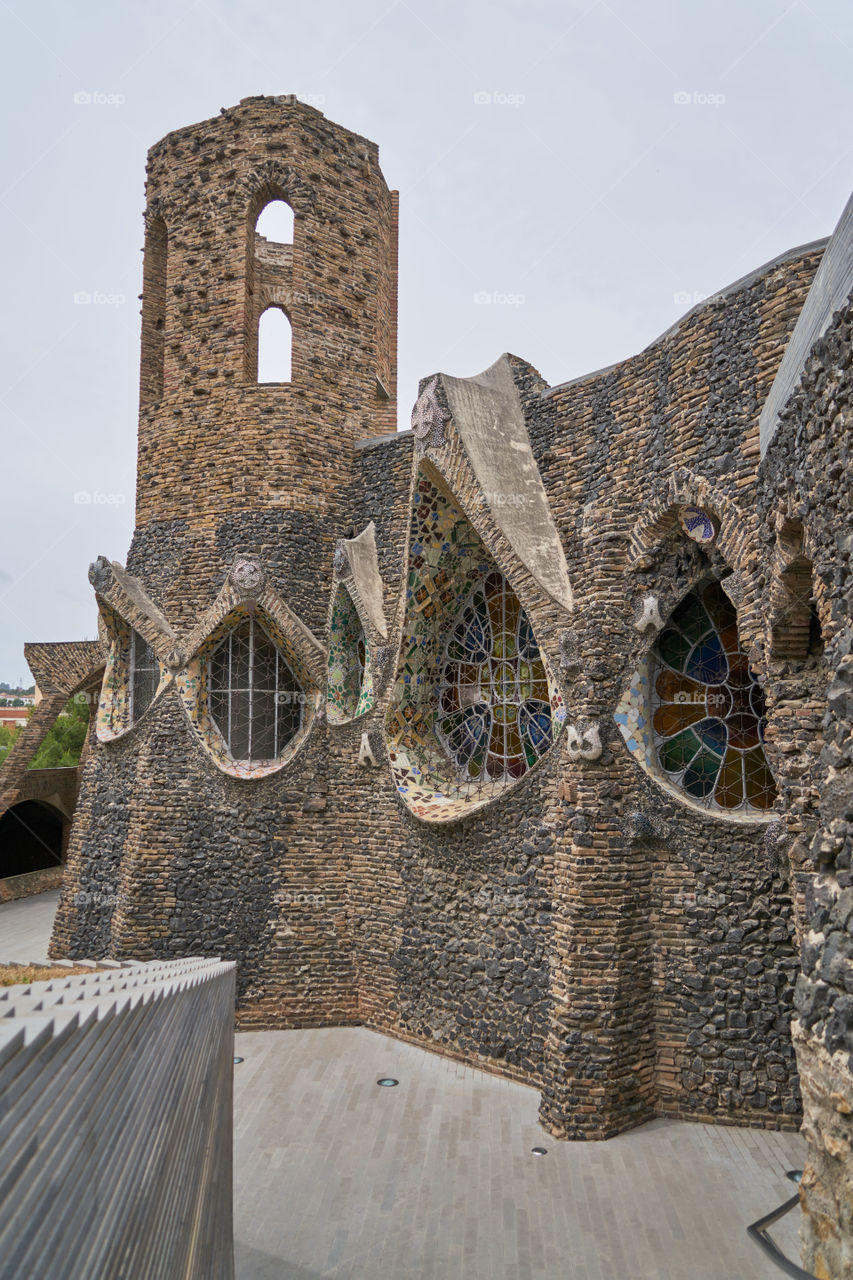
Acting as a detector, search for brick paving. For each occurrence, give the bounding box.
[0,888,60,962]
[233,1027,807,1280]
[0,890,809,1279]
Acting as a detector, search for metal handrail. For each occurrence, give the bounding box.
[746,1171,818,1280]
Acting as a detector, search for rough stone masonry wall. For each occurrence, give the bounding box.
[132,96,397,633]
[759,292,853,1279]
[52,98,398,1027]
[340,431,561,1086]
[48,96,850,1159]
[522,243,825,1137]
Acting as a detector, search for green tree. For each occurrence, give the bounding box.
[29,697,90,769]
[0,721,20,763]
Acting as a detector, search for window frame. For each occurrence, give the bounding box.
[206,613,303,764]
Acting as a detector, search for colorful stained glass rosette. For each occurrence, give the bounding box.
[437,571,555,783]
[652,581,775,811]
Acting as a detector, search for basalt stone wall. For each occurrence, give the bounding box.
[759,293,853,1279]
[338,429,562,1086]
[45,95,849,1148]
[521,244,825,1136]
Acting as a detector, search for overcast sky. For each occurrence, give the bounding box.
[0,0,850,682]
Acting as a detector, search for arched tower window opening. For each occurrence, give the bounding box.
[130,631,159,725]
[208,615,302,763]
[257,306,292,383]
[255,198,293,243]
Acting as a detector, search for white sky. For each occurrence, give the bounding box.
[0,0,851,680]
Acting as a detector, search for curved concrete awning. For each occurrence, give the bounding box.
[439,354,573,612]
[339,522,388,640]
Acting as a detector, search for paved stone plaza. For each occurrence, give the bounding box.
[233,1026,805,1280]
[1,889,808,1279]
[0,887,60,962]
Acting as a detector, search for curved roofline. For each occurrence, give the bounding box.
[542,236,829,401]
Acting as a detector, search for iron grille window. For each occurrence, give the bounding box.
[130,630,159,724]
[208,616,302,762]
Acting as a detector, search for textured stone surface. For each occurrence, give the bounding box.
[760,284,853,1276]
[0,101,848,1225]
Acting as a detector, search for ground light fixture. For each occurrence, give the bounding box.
[531,1147,548,1156]
[376,1077,399,1087]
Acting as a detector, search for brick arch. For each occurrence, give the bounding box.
[626,469,764,651]
[240,164,317,226]
[0,645,104,821]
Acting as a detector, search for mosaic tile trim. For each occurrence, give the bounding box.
[615,580,776,821]
[387,467,564,822]
[176,603,320,779]
[96,608,169,743]
[679,505,716,543]
[326,582,374,724]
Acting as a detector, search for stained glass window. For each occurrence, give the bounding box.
[208,615,302,762]
[651,581,776,812]
[327,586,374,723]
[129,630,159,724]
[437,570,555,783]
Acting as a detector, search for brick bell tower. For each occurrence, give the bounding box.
[131,95,398,634]
[49,98,398,988]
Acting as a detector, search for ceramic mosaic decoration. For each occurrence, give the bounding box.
[326,584,374,723]
[388,468,564,820]
[678,505,715,543]
[97,615,168,742]
[615,580,776,816]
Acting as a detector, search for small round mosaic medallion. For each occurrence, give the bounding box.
[678,506,715,543]
[230,558,266,597]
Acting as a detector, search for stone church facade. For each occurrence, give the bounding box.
[2,97,850,1274]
